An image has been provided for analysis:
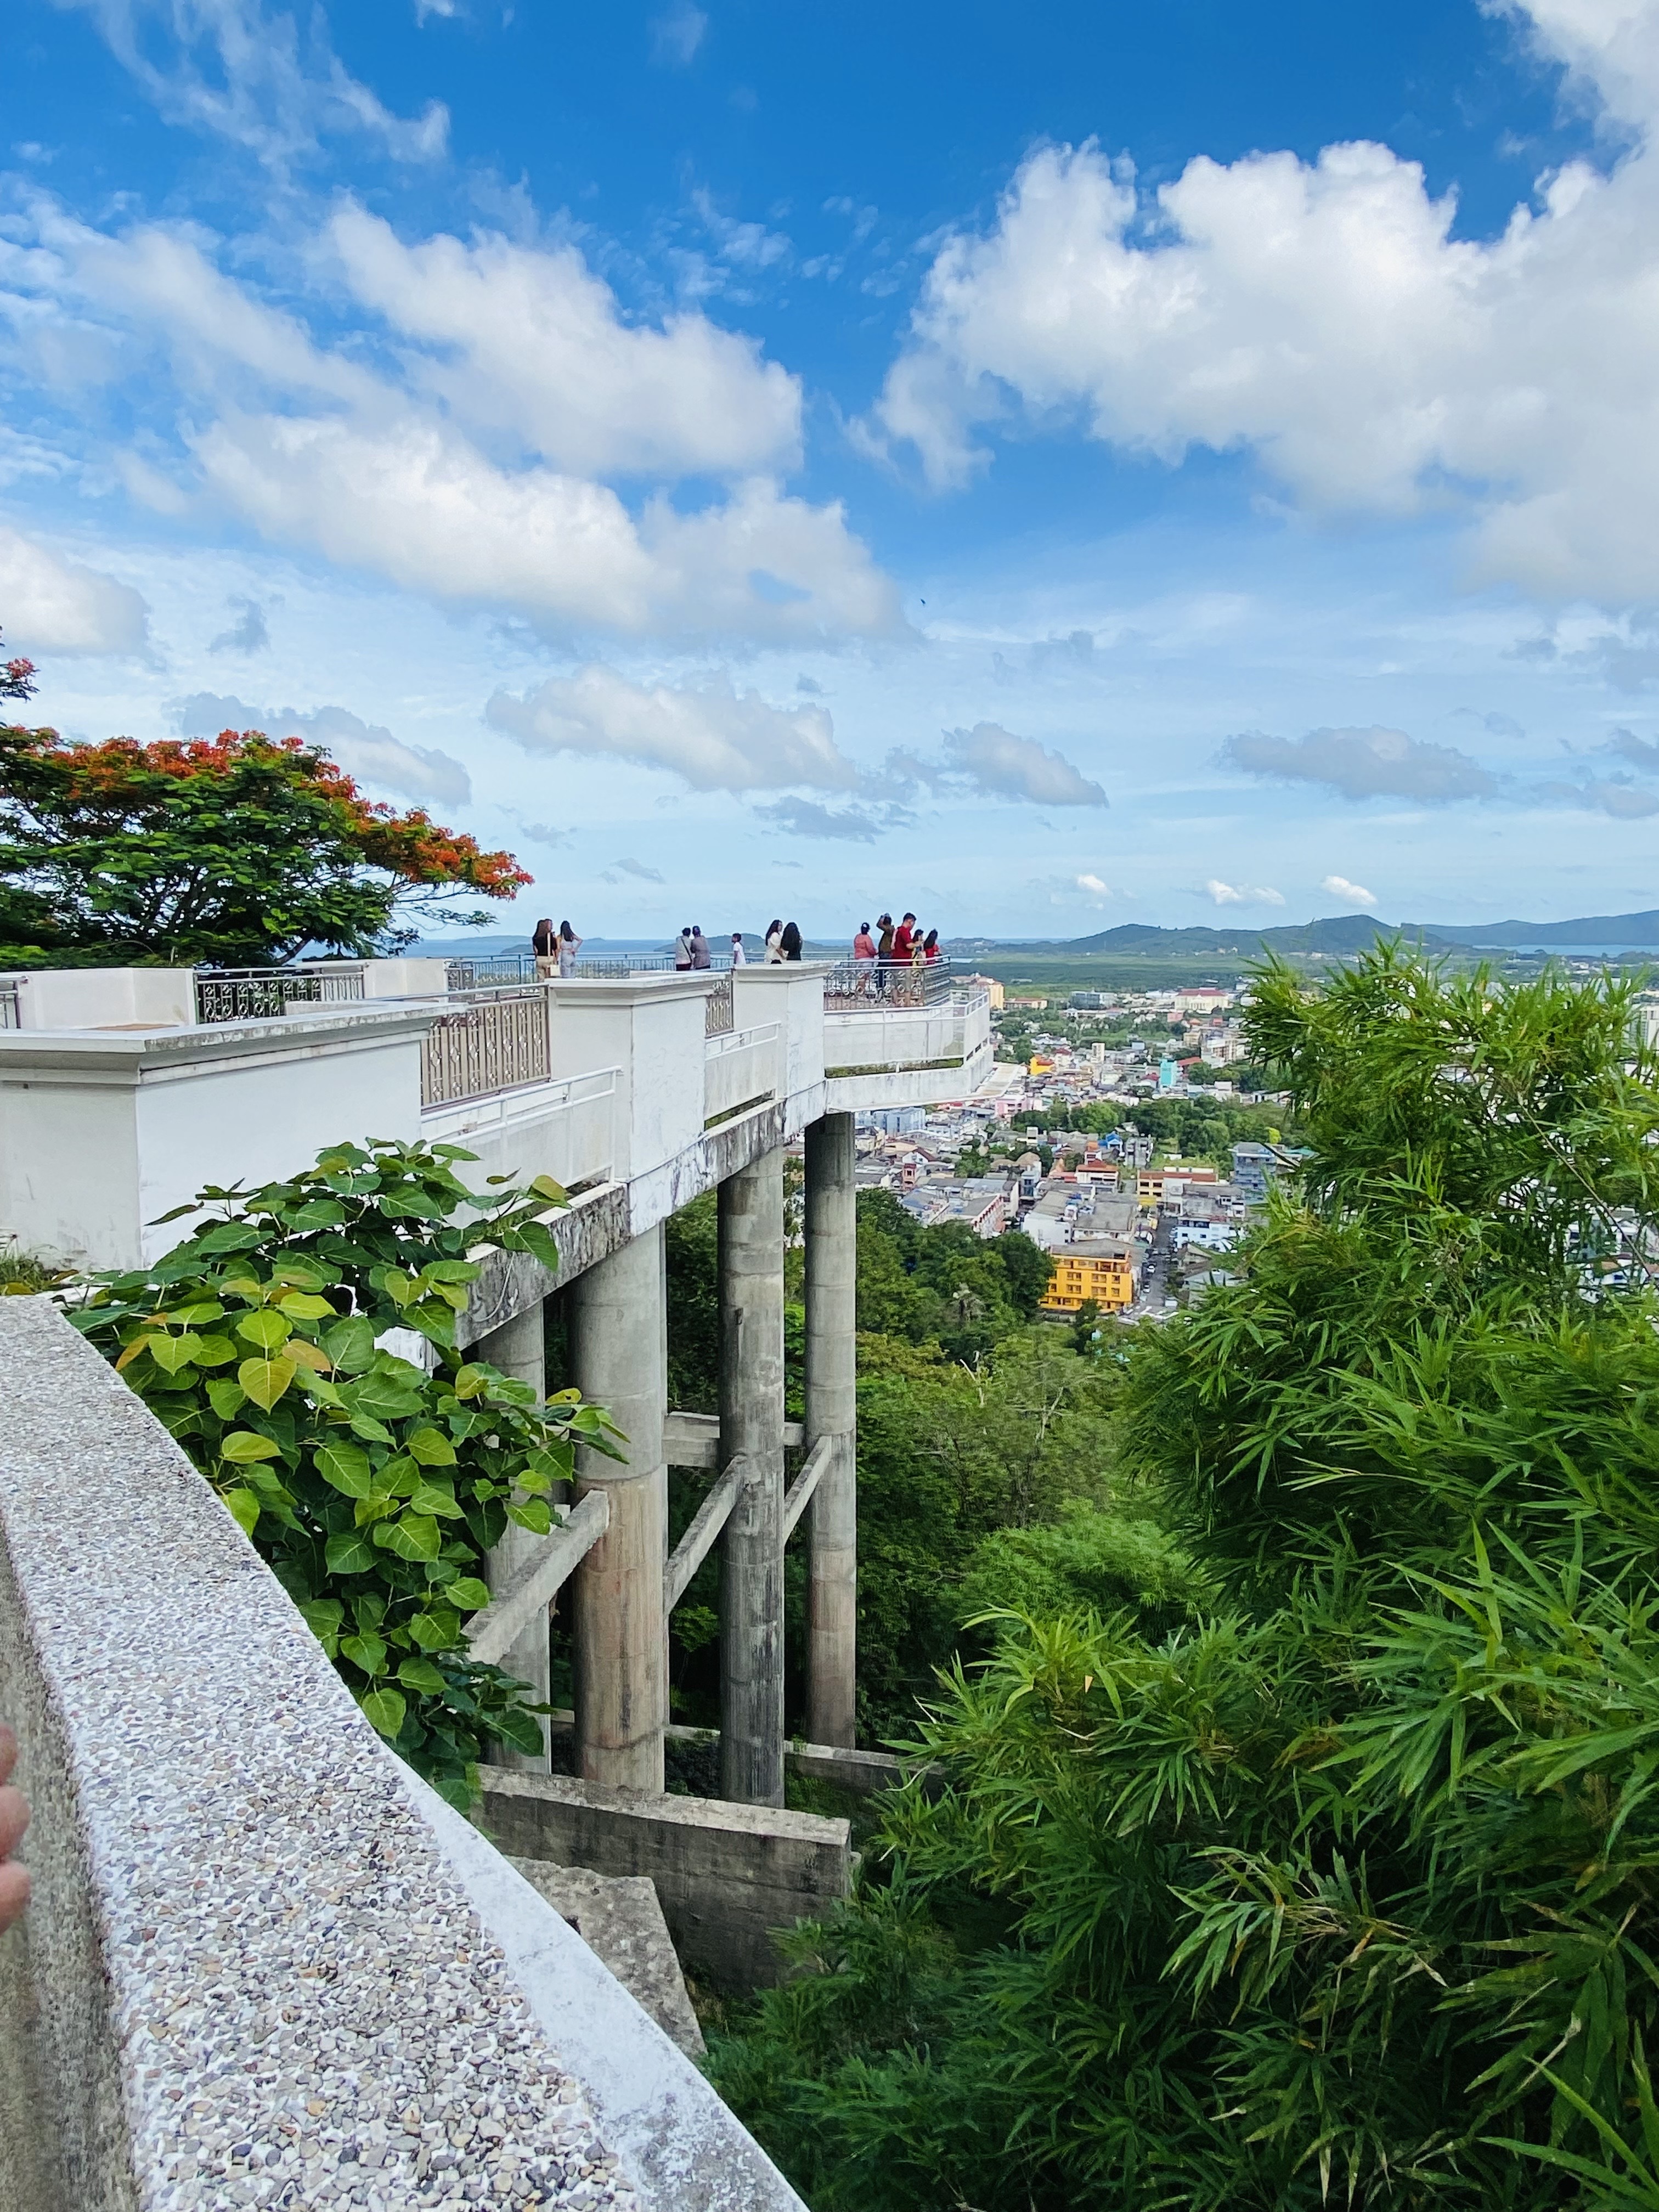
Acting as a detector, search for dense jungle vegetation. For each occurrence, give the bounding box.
[707,947,1659,2212]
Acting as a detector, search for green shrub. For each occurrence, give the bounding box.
[68,1135,620,1809]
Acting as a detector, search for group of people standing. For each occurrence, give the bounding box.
[531,917,581,977]
[672,922,803,967]
[533,914,937,978]
[852,911,939,977]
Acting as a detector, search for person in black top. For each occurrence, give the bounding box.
[779,921,803,961]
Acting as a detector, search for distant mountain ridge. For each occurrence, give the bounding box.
[956,909,1659,957]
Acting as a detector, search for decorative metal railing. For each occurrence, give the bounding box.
[703,971,734,1037]
[195,964,366,1024]
[821,959,960,1011]
[0,978,21,1030]
[420,988,552,1108]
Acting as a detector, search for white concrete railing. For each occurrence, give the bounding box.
[0,1296,804,2212]
[422,1065,620,1194]
[0,963,992,1276]
[704,1022,781,1130]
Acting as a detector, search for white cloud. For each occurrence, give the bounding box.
[170,690,471,804]
[1321,873,1379,907]
[1224,725,1498,801]
[327,204,801,478]
[866,2,1659,606]
[757,797,885,840]
[649,2,707,66]
[1205,879,1285,905]
[606,856,666,883]
[187,415,894,639]
[6,200,893,643]
[942,721,1107,805]
[0,524,148,653]
[1076,871,1111,894]
[487,665,860,792]
[57,0,448,170]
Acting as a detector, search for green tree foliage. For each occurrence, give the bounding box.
[853,1331,1119,1740]
[70,1137,620,1809]
[855,1189,1051,1361]
[707,948,1659,2210]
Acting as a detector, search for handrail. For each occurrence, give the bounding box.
[195,962,366,1023]
[822,958,962,1011]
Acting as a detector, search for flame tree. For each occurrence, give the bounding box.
[0,714,529,967]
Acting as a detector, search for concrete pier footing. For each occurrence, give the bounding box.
[571,1224,669,1792]
[718,1147,787,1805]
[803,1111,858,1748]
[477,1302,552,1773]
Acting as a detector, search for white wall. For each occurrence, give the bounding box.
[0,1011,430,1271]
[13,968,196,1030]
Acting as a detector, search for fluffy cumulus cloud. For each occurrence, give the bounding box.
[1076,871,1111,894]
[3,200,896,644]
[487,666,860,792]
[0,524,148,654]
[326,204,802,479]
[867,0,1659,606]
[1322,873,1379,907]
[942,721,1107,805]
[171,690,471,804]
[1224,725,1498,802]
[1206,879,1285,906]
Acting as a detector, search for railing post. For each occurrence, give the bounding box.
[805,1112,859,1747]
[569,1223,669,1792]
[718,1147,787,1805]
[475,1302,551,1773]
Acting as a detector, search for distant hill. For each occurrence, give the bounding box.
[958,914,1457,957]
[954,909,1659,958]
[1409,910,1659,949]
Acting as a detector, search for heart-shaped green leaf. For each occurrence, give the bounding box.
[149,1333,203,1374]
[236,1310,293,1352]
[340,1632,387,1675]
[397,1656,446,1694]
[407,1481,465,1519]
[191,1333,238,1367]
[323,1316,378,1374]
[205,1378,246,1419]
[238,1356,296,1411]
[406,1605,465,1647]
[374,1512,441,1562]
[505,1498,552,1535]
[444,1577,492,1612]
[314,1441,373,1497]
[359,1687,407,1740]
[324,1528,377,1575]
[220,1486,260,1536]
[220,1430,283,1463]
[277,1291,336,1320]
[406,1426,456,1466]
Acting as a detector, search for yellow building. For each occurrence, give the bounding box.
[1039,1237,1140,1315]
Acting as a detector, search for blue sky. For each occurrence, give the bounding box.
[6,0,1659,941]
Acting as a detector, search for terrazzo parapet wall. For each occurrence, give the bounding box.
[0,1297,804,2212]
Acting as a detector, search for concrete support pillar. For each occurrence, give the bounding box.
[804,1111,859,1747]
[718,1147,787,1806]
[477,1303,550,1773]
[569,1225,668,1793]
